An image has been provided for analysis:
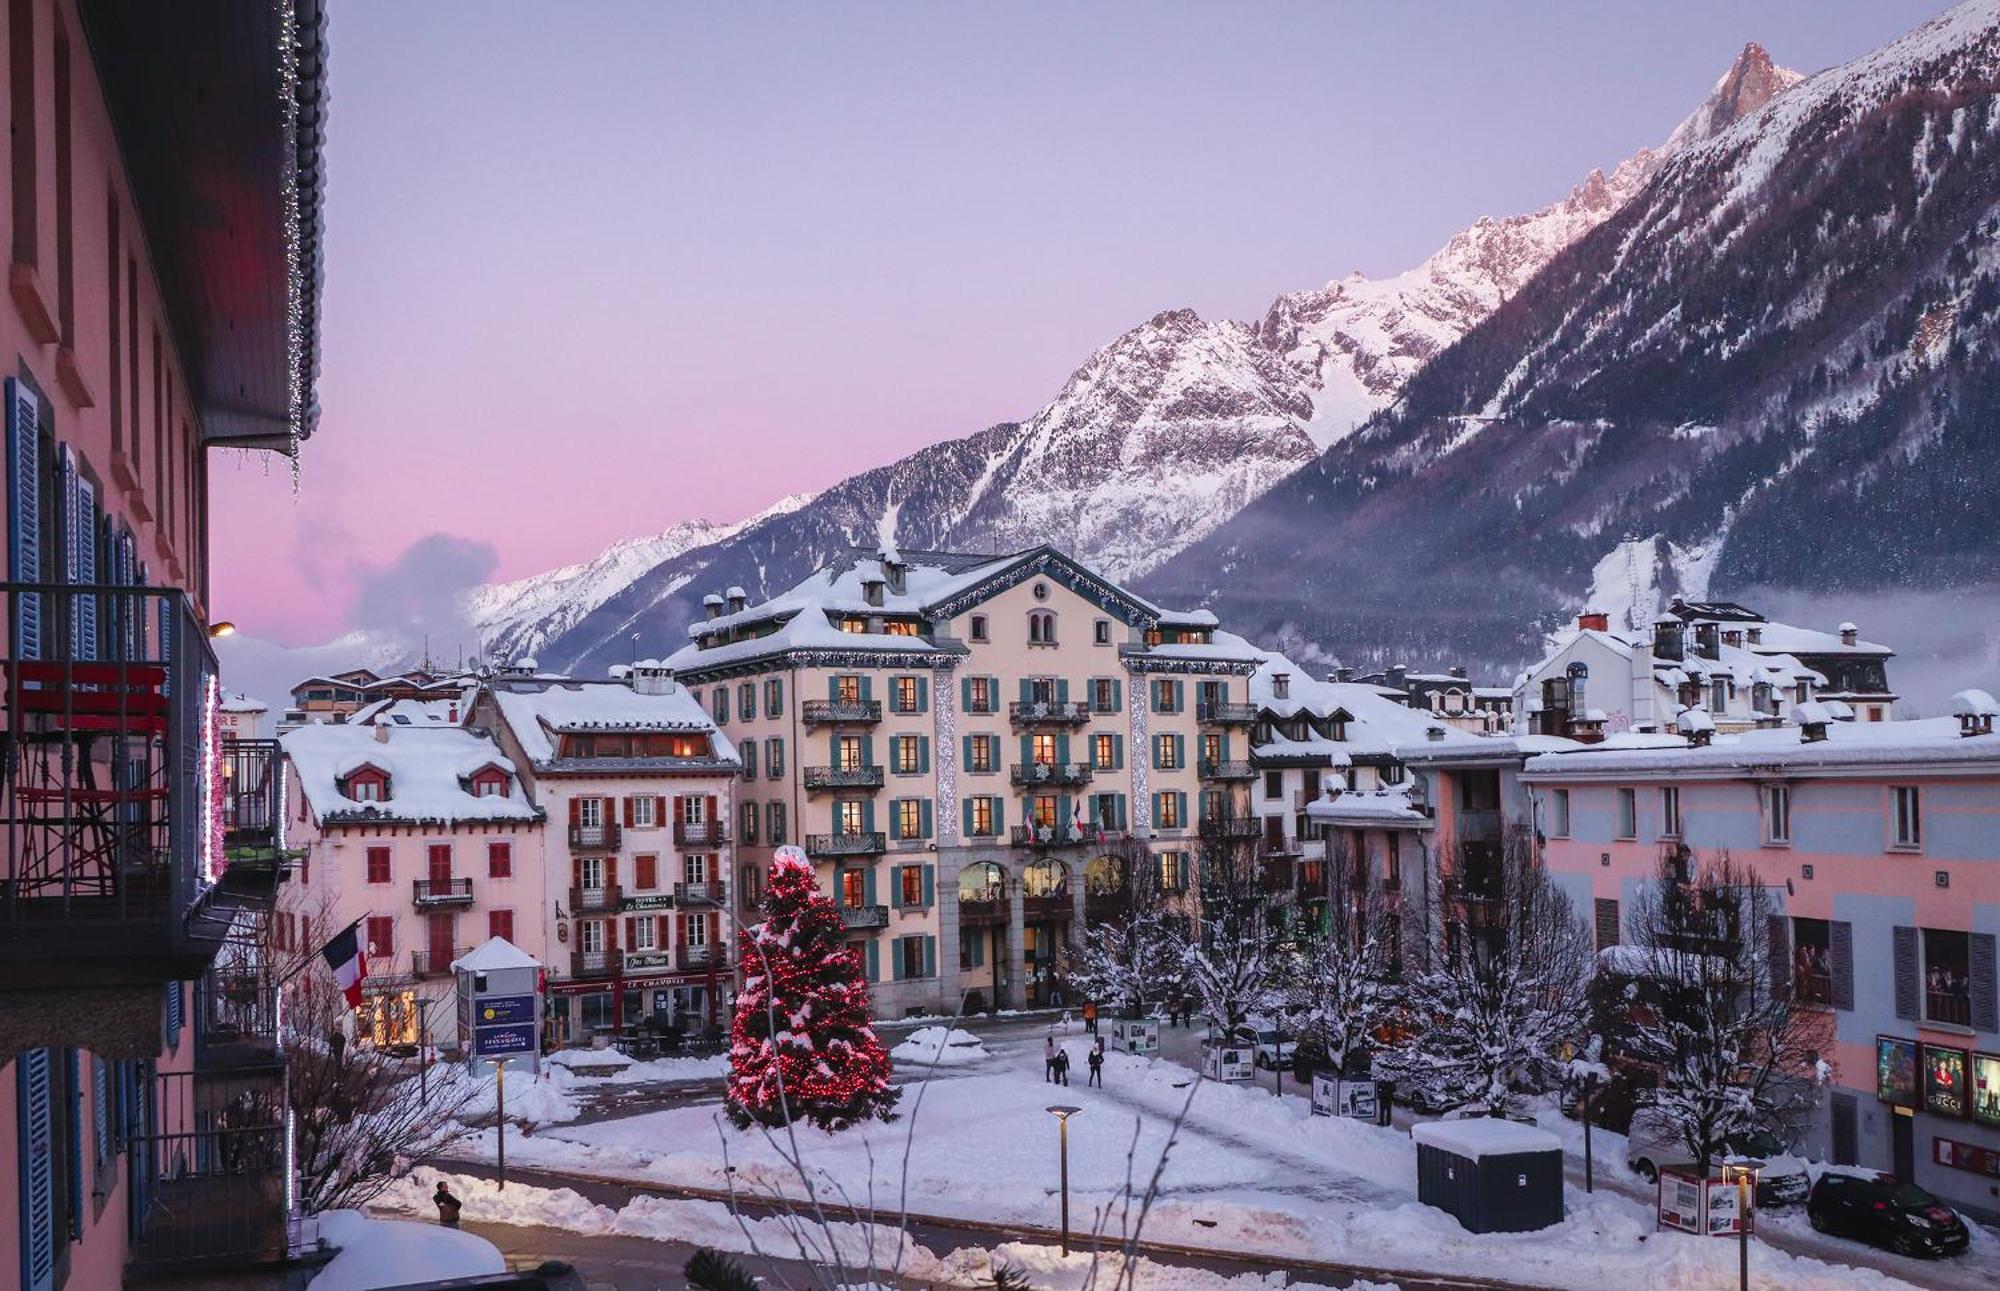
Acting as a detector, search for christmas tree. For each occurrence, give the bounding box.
[726,846,901,1132]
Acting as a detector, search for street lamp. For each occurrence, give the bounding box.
[1722,1158,1764,1291]
[1046,1104,1082,1255]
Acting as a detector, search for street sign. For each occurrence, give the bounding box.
[474,1021,536,1056]
[476,995,536,1026]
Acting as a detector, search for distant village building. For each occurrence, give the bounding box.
[281,667,476,731]
[1349,663,1513,734]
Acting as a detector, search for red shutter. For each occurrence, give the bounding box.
[705,794,718,823]
[568,797,582,826]
[605,918,619,950]
[366,916,394,958]
[624,917,636,948]
[636,854,656,890]
[678,912,690,946]
[572,856,583,889]
[623,796,635,827]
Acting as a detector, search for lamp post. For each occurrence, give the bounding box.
[1046,1104,1082,1255]
[1723,1158,1763,1291]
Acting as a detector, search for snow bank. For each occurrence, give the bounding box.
[891,1026,990,1067]
[312,1209,505,1290]
[546,1047,729,1084]
[434,1063,580,1126]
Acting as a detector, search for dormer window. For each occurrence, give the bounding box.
[468,766,511,798]
[341,765,391,802]
[838,617,868,634]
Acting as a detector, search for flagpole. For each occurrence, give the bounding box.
[281,915,367,990]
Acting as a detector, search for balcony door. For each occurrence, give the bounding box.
[684,853,709,885]
[428,844,453,887]
[580,856,606,894]
[680,794,708,824]
[427,912,454,969]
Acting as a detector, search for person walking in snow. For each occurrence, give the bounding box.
[1045,1036,1058,1083]
[1082,1000,1098,1036]
[1087,1043,1103,1087]
[1053,1046,1071,1086]
[433,1180,462,1227]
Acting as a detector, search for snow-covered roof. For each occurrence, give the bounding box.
[353,696,469,728]
[1397,728,1580,765]
[488,680,735,767]
[1747,620,1890,657]
[1522,715,2000,778]
[220,690,268,714]
[1951,689,1999,718]
[1411,1118,1561,1160]
[1306,785,1433,829]
[283,724,541,826]
[451,937,540,973]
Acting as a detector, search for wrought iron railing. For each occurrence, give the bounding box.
[673,819,730,847]
[1197,701,1258,724]
[569,821,622,851]
[802,699,882,725]
[675,879,728,906]
[129,1067,288,1270]
[803,765,885,791]
[838,904,888,930]
[411,877,474,906]
[805,832,886,858]
[1008,700,1091,726]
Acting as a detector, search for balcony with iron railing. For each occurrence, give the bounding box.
[1198,815,1261,840]
[411,947,470,978]
[571,946,623,977]
[1009,699,1092,727]
[220,738,285,864]
[569,821,623,851]
[1198,758,1256,782]
[957,887,1007,925]
[673,819,731,847]
[1197,701,1258,725]
[1022,883,1072,921]
[806,832,886,858]
[128,1067,289,1273]
[1010,821,1103,848]
[803,764,885,792]
[838,903,889,930]
[570,882,622,914]
[1011,761,1093,788]
[675,879,728,906]
[412,877,474,907]
[679,943,723,970]
[0,583,226,992]
[802,698,882,725]
[193,965,281,1069]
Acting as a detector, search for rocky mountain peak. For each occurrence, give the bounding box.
[1665,41,1803,152]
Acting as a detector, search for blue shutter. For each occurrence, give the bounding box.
[1113,733,1124,769]
[1175,734,1186,768]
[1176,791,1188,826]
[864,939,879,982]
[987,677,1000,710]
[91,1057,109,1174]
[1055,678,1069,704]
[916,676,929,712]
[1116,794,1128,832]
[890,935,902,980]
[1174,680,1185,711]
[861,734,875,769]
[1111,678,1123,711]
[165,982,183,1050]
[8,378,43,660]
[919,799,933,839]
[918,736,931,774]
[921,863,935,906]
[859,675,874,701]
[1151,792,1162,823]
[924,935,937,979]
[58,446,78,660]
[1019,677,1032,704]
[862,864,877,905]
[828,676,841,701]
[17,1048,54,1291]
[63,1050,82,1240]
[962,797,974,837]
[994,797,1005,833]
[960,676,972,710]
[76,476,98,660]
[1086,795,1099,825]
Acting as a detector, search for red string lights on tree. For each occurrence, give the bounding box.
[726,846,901,1132]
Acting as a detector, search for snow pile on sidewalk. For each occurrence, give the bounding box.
[312,1208,505,1290]
[434,1062,581,1126]
[891,1026,990,1067]
[546,1047,729,1084]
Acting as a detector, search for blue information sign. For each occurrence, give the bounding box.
[473,1022,536,1056]
[475,995,536,1026]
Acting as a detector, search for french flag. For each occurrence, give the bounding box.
[321,923,367,1009]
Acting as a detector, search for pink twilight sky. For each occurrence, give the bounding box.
[208,0,1945,647]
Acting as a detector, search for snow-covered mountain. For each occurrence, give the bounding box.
[504,45,1786,675]
[1145,0,2000,674]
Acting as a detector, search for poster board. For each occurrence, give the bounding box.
[1311,1072,1378,1119]
[1110,1016,1160,1056]
[1201,1042,1255,1083]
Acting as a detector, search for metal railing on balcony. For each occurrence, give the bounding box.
[1022,884,1072,920]
[1198,759,1256,781]
[128,1067,288,1272]
[221,738,284,862]
[803,764,885,791]
[679,943,722,970]
[1009,700,1091,726]
[569,821,623,851]
[675,879,728,906]
[673,819,730,847]
[570,883,622,913]
[194,965,280,1068]
[572,947,623,977]
[1011,761,1093,788]
[957,889,1007,925]
[1198,815,1261,840]
[0,583,222,990]
[412,877,474,906]
[411,946,470,977]
[1197,701,1258,725]
[838,903,889,930]
[1010,822,1102,848]
[802,698,882,725]
[806,832,886,858]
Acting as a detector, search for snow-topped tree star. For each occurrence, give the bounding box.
[726,846,900,1132]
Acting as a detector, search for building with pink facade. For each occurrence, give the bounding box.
[0,1,327,1283]
[1523,693,2000,1220]
[279,722,546,1051]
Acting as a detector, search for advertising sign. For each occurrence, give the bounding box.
[1202,1043,1255,1083]
[1657,1168,1703,1234]
[1707,1179,1745,1237]
[1311,1073,1377,1119]
[1111,1017,1159,1056]
[1934,1136,2000,1178]
[473,1021,536,1056]
[1923,1044,1970,1118]
[1876,1036,1919,1107]
[1970,1052,2000,1127]
[475,995,536,1027]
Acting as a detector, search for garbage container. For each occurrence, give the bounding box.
[1411,1118,1564,1233]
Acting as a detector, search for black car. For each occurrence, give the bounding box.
[1806,1170,1970,1258]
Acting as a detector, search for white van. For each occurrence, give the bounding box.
[1625,1108,1810,1206]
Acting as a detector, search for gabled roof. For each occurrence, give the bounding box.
[488,680,734,768]
[283,725,540,827]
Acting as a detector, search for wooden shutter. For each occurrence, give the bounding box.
[1892,926,1918,1021]
[1767,916,1790,997]
[568,798,582,826]
[8,378,43,659]
[623,797,635,827]
[165,982,183,1049]
[1830,920,1854,1011]
[18,1047,55,1291]
[1972,933,1999,1033]
[962,797,974,837]
[864,939,879,982]
[960,675,972,710]
[921,864,935,906]
[862,865,877,905]
[1594,898,1620,951]
[919,799,933,839]
[63,1049,81,1239]
[916,676,929,712]
[924,935,937,979]
[73,473,97,659]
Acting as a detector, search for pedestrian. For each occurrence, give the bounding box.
[1082,1000,1098,1036]
[433,1180,462,1228]
[1044,1036,1057,1083]
[1054,1046,1071,1086]
[1087,1044,1103,1087]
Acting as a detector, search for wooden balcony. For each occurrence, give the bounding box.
[1011,761,1093,788]
[1197,701,1258,725]
[1008,700,1091,727]
[570,882,622,914]
[673,819,731,847]
[838,903,889,930]
[675,879,728,906]
[411,877,473,907]
[569,821,623,851]
[806,832,886,858]
[802,698,882,725]
[1198,758,1256,782]
[803,764,885,792]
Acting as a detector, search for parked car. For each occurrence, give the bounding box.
[1806,1170,1970,1258]
[1227,1020,1297,1071]
[1623,1110,1810,1207]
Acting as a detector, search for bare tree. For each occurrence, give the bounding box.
[1610,848,1836,1170]
[1176,834,1286,1037]
[1385,833,1593,1112]
[1275,836,1398,1077]
[1063,839,1187,1017]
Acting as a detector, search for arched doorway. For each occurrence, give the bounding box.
[1084,853,1126,925]
[957,862,1008,1011]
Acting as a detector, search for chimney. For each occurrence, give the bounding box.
[447,701,459,724]
[1653,616,1685,663]
[725,585,749,615]
[862,575,885,607]
[1839,621,1859,647]
[373,723,390,744]
[1449,665,1467,679]
[1676,707,1716,748]
[1746,626,1762,645]
[1387,664,1408,690]
[1578,611,1610,633]
[1951,689,1998,737]
[703,592,725,620]
[632,661,674,696]
[1271,673,1290,699]
[879,547,906,596]
[1335,666,1354,684]
[1793,702,1829,743]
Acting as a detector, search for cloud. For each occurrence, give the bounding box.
[345,532,499,639]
